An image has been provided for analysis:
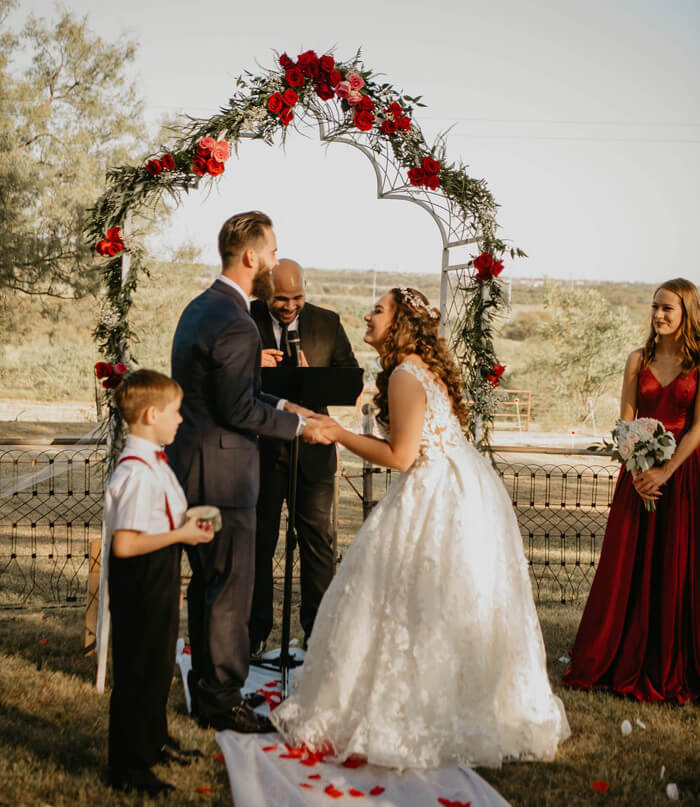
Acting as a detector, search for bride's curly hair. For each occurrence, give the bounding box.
[373,287,470,430]
[641,277,700,373]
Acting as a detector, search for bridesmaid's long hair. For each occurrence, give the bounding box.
[641,277,700,373]
[373,287,470,430]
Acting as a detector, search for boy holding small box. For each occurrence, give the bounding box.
[104,369,213,795]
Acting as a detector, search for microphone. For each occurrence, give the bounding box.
[287,330,302,367]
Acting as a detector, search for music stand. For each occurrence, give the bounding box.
[254,367,364,697]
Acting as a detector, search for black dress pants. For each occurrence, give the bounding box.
[108,544,180,775]
[185,506,255,719]
[250,449,335,645]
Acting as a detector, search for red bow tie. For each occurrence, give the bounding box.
[155,450,169,464]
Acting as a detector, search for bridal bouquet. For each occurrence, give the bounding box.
[609,418,676,511]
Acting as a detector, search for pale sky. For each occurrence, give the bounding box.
[10,0,700,283]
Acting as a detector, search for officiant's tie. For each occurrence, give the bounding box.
[280,323,293,366]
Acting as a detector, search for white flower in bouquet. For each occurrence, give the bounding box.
[609,418,676,510]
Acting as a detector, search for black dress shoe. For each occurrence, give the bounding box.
[243,691,266,709]
[108,767,175,795]
[198,702,274,733]
[158,741,204,766]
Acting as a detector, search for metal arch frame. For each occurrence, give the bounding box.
[241,98,481,347]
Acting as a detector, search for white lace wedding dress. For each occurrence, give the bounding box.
[271,360,570,769]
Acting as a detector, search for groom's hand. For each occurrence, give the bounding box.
[302,415,332,445]
[284,401,315,418]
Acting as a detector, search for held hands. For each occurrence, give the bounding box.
[301,414,334,445]
[178,515,215,546]
[307,413,342,444]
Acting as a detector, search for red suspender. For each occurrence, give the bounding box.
[117,455,176,530]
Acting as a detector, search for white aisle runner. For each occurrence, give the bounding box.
[176,642,510,807]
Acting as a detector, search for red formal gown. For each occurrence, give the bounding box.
[563,367,700,703]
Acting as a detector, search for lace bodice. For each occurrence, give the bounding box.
[389,360,465,462]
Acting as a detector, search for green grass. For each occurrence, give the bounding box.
[1,601,698,806]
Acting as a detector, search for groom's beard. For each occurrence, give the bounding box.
[252,267,274,301]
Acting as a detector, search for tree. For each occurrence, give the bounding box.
[0,2,145,298]
[538,282,641,422]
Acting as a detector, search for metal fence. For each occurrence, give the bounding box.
[0,443,619,609]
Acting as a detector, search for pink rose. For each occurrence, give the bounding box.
[347,90,363,106]
[213,140,230,161]
[335,80,351,99]
[198,136,217,154]
[114,362,128,375]
[347,72,365,91]
[212,143,230,163]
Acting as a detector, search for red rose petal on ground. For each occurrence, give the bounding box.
[592,780,610,793]
[324,784,344,798]
[215,752,225,764]
[369,787,386,796]
[196,786,213,793]
[37,639,48,647]
[300,756,319,766]
[262,745,278,752]
[349,788,365,797]
[342,755,367,768]
[299,783,314,789]
[309,774,322,780]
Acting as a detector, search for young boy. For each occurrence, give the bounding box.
[104,369,214,795]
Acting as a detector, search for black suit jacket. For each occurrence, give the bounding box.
[168,279,299,508]
[250,299,359,482]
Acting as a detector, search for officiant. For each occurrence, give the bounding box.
[249,259,359,655]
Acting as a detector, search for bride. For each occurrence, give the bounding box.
[270,287,570,769]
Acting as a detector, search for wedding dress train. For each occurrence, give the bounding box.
[271,360,570,768]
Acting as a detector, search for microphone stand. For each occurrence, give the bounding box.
[252,330,304,699]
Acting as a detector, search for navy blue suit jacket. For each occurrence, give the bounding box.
[169,279,298,508]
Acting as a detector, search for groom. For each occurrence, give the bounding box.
[169,211,327,733]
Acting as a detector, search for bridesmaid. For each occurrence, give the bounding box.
[563,277,700,703]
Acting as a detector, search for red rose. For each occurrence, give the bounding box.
[268,92,284,113]
[320,54,335,72]
[487,374,500,387]
[279,52,295,69]
[161,153,175,171]
[192,155,208,175]
[94,361,112,379]
[114,362,128,375]
[473,252,493,271]
[282,88,298,106]
[297,50,319,77]
[315,83,335,101]
[106,227,121,242]
[380,118,397,135]
[285,67,304,87]
[329,69,342,87]
[408,167,426,186]
[96,240,110,255]
[207,158,225,176]
[195,145,210,157]
[396,115,411,131]
[422,156,440,175]
[492,259,504,276]
[389,101,403,117]
[359,96,375,112]
[106,241,123,256]
[424,174,440,191]
[103,374,121,389]
[493,363,506,377]
[145,159,163,176]
[280,107,294,126]
[353,109,374,131]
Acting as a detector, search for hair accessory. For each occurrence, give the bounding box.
[397,287,440,320]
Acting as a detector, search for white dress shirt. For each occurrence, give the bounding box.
[103,434,188,542]
[216,273,250,311]
[269,310,299,349]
